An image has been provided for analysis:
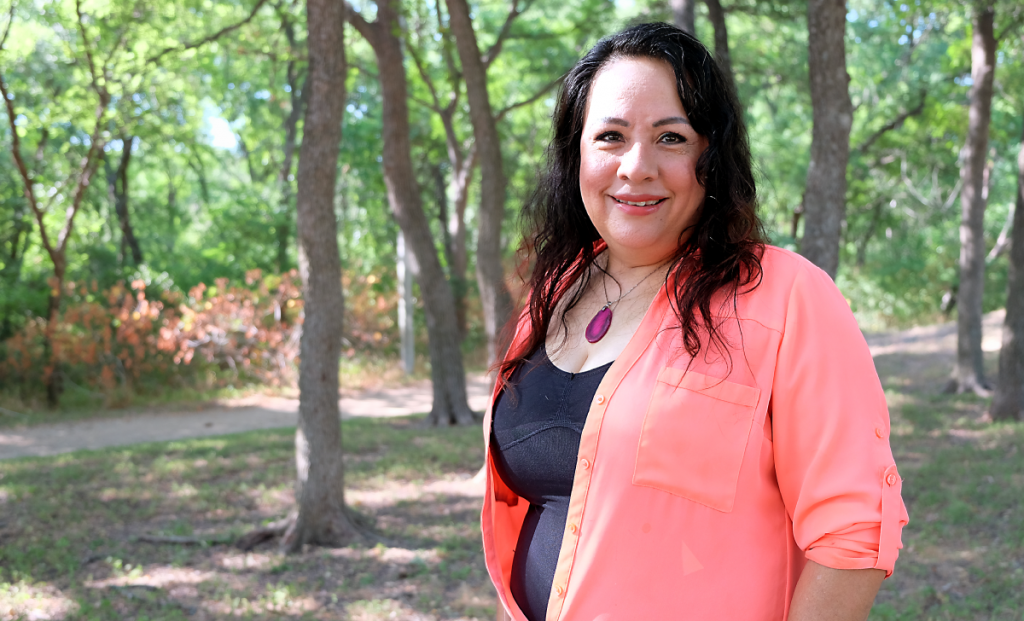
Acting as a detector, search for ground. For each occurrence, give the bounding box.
[1,312,1023,620]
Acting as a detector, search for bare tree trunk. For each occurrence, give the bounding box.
[444,0,514,366]
[397,230,416,375]
[704,0,735,94]
[276,10,308,274]
[670,0,696,35]
[799,0,853,279]
[433,162,467,337]
[280,0,359,553]
[949,3,997,395]
[991,118,1024,421]
[106,135,143,266]
[350,0,475,426]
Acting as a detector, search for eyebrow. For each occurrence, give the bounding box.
[599,116,691,127]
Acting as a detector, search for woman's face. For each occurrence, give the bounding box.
[579,56,707,266]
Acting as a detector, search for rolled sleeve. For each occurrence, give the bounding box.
[771,264,909,577]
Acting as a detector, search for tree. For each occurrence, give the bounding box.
[280,0,360,552]
[799,0,853,279]
[990,116,1024,421]
[349,0,476,426]
[704,0,736,94]
[0,0,114,405]
[949,1,997,395]
[671,0,696,35]
[105,135,144,267]
[444,0,515,366]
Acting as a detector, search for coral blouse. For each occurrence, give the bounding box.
[481,246,909,621]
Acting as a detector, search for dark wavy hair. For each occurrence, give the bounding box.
[500,22,766,378]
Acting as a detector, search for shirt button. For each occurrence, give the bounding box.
[875,427,886,439]
[886,473,898,486]
[595,394,606,405]
[555,585,565,597]
[569,523,578,534]
[579,458,591,470]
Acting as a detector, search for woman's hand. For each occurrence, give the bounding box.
[787,561,886,621]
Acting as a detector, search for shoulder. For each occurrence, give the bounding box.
[733,245,850,331]
[758,245,831,283]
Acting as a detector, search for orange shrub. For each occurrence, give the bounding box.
[0,270,305,396]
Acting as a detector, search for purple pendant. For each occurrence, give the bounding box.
[585,306,613,343]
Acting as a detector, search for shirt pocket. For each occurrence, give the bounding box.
[632,366,761,513]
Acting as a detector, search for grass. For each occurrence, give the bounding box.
[867,349,1024,620]
[2,344,1024,620]
[0,416,490,620]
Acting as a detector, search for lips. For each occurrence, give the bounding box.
[612,195,667,208]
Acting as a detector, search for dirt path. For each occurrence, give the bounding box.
[0,311,1008,461]
[0,375,494,460]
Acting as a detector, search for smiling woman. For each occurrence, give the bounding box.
[483,22,908,621]
[578,57,707,266]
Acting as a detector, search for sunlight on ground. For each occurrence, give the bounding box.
[0,580,78,621]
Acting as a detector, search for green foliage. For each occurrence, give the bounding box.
[1,0,1023,393]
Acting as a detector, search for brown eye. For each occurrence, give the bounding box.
[659,132,686,144]
[596,131,623,142]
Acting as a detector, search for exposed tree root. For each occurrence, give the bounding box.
[135,533,234,546]
[942,377,992,397]
[235,514,295,551]
[235,507,384,554]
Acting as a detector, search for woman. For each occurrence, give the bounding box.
[482,22,908,621]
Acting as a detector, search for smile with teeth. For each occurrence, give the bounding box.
[614,196,667,207]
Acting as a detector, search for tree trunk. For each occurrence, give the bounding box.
[799,0,853,279]
[281,0,359,553]
[43,265,65,407]
[433,162,466,338]
[397,230,416,375]
[276,13,308,275]
[704,0,736,95]
[990,118,1024,421]
[949,2,997,395]
[444,0,514,366]
[670,0,696,35]
[352,0,475,426]
[106,136,143,266]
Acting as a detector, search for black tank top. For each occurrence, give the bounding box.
[490,347,612,621]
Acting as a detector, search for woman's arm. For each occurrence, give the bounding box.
[787,561,885,621]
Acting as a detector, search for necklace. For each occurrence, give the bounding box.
[585,259,668,343]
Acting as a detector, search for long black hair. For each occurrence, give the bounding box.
[501,22,766,377]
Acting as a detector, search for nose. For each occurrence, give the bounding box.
[617,141,657,182]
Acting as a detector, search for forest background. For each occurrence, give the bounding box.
[1,0,1024,618]
[0,0,1022,415]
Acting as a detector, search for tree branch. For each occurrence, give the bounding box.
[345,1,377,48]
[0,1,14,50]
[987,205,1014,263]
[995,11,1024,42]
[147,0,271,64]
[855,91,926,154]
[494,74,562,123]
[75,0,104,100]
[58,101,106,253]
[0,73,53,260]
[482,0,530,69]
[407,38,445,113]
